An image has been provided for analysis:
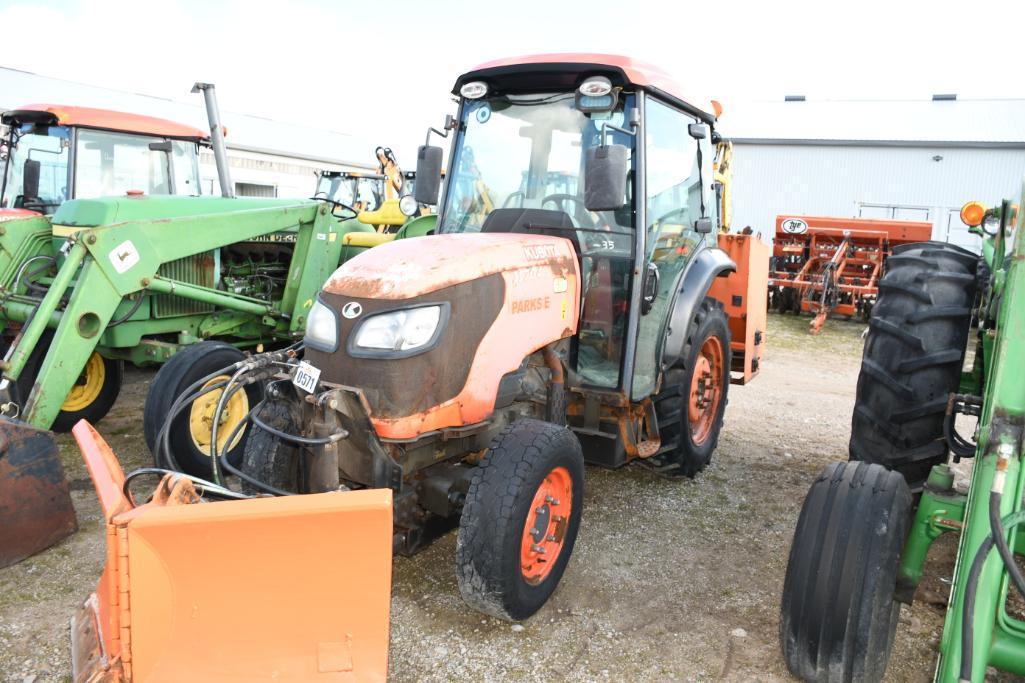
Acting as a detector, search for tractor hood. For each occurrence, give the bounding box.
[311,232,581,440]
[324,232,577,300]
[51,195,317,228]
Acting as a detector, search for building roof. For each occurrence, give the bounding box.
[0,67,376,168]
[719,97,1025,148]
[456,53,717,122]
[3,103,208,139]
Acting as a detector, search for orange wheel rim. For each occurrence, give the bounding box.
[520,466,573,585]
[688,336,724,445]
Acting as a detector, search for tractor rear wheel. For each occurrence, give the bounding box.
[780,461,912,683]
[849,241,977,488]
[654,297,730,477]
[456,418,584,621]
[143,341,262,479]
[0,331,123,432]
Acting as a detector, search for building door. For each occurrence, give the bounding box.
[235,182,277,198]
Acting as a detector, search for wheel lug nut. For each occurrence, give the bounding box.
[530,528,539,536]
[546,534,556,541]
[532,544,545,554]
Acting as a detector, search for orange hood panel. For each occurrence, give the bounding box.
[325,232,577,300]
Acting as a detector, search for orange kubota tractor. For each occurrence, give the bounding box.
[70,54,767,680]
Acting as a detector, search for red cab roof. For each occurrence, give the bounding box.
[455,53,716,122]
[2,104,208,140]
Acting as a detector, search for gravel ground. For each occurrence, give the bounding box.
[0,314,975,681]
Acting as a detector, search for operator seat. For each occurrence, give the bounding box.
[479,208,580,253]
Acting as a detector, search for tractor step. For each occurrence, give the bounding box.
[636,438,661,458]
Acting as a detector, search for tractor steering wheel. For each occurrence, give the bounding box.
[310,195,359,220]
[541,193,598,228]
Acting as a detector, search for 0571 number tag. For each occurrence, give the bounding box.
[292,360,321,393]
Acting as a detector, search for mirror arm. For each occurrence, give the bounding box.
[599,121,637,148]
[425,114,457,147]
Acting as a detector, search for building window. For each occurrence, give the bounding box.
[235,182,277,198]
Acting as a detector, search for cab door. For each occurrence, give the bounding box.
[631,97,716,401]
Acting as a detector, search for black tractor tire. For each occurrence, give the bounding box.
[457,418,584,621]
[240,400,302,495]
[0,331,123,432]
[143,341,262,479]
[654,297,731,477]
[849,241,977,488]
[780,461,912,683]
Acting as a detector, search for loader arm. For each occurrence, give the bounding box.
[2,200,349,429]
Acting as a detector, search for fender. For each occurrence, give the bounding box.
[661,245,736,366]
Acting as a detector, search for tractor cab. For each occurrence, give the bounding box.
[0,104,208,218]
[418,55,764,408]
[314,170,385,213]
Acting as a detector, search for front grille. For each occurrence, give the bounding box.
[152,251,217,318]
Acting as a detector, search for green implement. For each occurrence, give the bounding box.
[779,194,1025,682]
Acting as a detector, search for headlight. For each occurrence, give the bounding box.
[352,304,446,356]
[399,194,419,217]
[305,299,338,351]
[459,81,488,99]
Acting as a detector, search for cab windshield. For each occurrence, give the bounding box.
[440,91,639,390]
[0,125,203,213]
[1,124,71,211]
[315,173,383,212]
[439,92,636,238]
[75,129,201,198]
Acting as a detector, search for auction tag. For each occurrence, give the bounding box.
[292,360,321,393]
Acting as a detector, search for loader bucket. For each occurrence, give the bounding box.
[69,421,393,682]
[0,417,77,568]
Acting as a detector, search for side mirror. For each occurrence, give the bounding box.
[688,123,708,139]
[22,159,40,200]
[694,217,713,234]
[414,145,443,205]
[584,144,629,211]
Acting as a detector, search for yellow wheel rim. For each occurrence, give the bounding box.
[62,353,106,412]
[189,375,250,456]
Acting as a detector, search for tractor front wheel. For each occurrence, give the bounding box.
[240,399,303,495]
[1,332,123,432]
[780,461,912,683]
[457,418,584,621]
[143,341,262,479]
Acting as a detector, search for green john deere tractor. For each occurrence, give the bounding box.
[0,83,441,567]
[780,196,1025,682]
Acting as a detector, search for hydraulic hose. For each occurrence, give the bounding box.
[156,374,233,471]
[248,400,348,446]
[208,365,250,486]
[122,467,252,502]
[215,411,296,497]
[959,494,1025,681]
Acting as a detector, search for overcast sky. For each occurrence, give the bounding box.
[1,0,1021,162]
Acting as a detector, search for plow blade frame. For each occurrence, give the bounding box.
[71,421,393,682]
[0,417,77,568]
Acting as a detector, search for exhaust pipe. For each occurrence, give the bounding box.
[191,82,234,198]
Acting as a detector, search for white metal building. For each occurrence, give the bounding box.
[0,66,377,198]
[720,97,1025,252]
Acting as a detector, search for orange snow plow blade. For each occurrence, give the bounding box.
[69,421,392,682]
